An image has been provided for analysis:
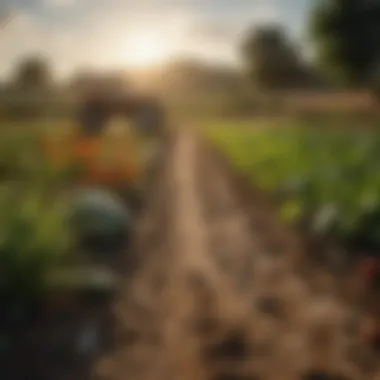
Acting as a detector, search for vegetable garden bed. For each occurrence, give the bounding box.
[0,121,158,378]
[204,121,380,262]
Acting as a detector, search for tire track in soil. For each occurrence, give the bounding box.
[163,130,255,380]
[97,130,379,380]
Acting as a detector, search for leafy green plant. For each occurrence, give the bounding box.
[0,125,79,333]
[0,190,73,306]
[206,122,380,254]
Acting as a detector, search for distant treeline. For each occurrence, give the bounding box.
[2,0,380,120]
[0,53,333,121]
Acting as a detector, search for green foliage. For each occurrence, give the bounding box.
[0,118,149,327]
[309,0,380,86]
[206,122,380,252]
[0,190,72,302]
[0,125,81,330]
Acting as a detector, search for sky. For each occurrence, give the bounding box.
[0,0,313,80]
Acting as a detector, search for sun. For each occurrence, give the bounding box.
[125,31,171,68]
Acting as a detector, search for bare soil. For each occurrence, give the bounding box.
[5,129,380,380]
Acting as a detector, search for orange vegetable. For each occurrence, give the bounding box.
[74,137,101,159]
[42,134,141,187]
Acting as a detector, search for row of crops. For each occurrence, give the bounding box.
[205,121,380,255]
[0,121,147,359]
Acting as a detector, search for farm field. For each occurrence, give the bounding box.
[4,0,380,375]
[2,118,380,380]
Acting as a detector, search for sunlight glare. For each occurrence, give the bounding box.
[125,31,171,68]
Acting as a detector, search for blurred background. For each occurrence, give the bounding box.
[2,1,380,378]
[1,0,378,122]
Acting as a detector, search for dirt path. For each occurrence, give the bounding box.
[84,129,379,380]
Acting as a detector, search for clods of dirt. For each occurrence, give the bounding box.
[358,316,380,351]
[203,329,251,362]
[191,316,219,337]
[301,370,352,380]
[254,295,284,318]
[212,373,260,380]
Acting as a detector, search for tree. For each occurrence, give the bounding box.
[309,0,380,89]
[241,25,304,90]
[13,55,53,93]
[9,56,54,120]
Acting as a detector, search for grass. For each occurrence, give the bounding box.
[204,119,380,255]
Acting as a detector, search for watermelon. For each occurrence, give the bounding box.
[69,187,132,251]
